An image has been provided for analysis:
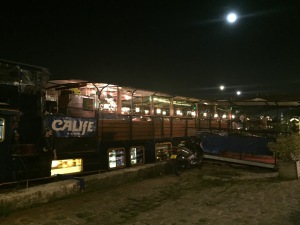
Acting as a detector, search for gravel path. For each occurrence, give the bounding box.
[1,162,299,225]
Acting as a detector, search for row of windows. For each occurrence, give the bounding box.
[50,146,146,176]
[50,143,172,176]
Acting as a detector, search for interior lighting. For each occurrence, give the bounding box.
[51,159,82,176]
[290,118,299,122]
[121,107,130,114]
[173,101,191,107]
[176,110,182,116]
[153,97,169,103]
[124,94,131,100]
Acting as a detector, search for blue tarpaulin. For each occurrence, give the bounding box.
[199,132,273,156]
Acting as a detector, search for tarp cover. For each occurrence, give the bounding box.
[199,132,274,156]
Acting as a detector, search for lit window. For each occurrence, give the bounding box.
[176,110,182,116]
[155,142,172,162]
[130,146,145,165]
[0,118,4,142]
[108,148,126,169]
[51,158,83,176]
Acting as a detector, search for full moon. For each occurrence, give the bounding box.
[227,13,237,23]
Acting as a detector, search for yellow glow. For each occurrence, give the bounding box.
[153,97,169,103]
[124,94,131,100]
[121,107,130,112]
[173,101,191,106]
[155,142,172,161]
[51,159,83,176]
[176,110,182,115]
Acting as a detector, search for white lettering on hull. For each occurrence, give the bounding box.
[52,119,94,135]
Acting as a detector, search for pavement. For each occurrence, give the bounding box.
[1,161,300,225]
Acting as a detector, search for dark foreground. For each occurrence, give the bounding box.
[1,162,300,225]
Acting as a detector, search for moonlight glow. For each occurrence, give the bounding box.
[227,13,237,23]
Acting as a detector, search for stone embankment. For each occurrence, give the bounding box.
[0,162,168,214]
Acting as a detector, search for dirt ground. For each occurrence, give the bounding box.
[1,162,300,225]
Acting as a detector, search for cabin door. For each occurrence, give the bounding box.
[0,110,20,182]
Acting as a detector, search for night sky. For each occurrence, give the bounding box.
[1,1,299,99]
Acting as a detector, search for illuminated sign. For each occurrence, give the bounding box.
[44,116,96,137]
